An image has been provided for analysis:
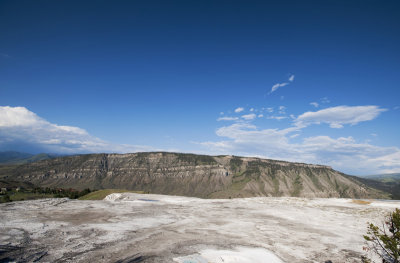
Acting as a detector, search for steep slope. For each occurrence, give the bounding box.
[362,173,400,182]
[354,175,400,200]
[0,152,388,199]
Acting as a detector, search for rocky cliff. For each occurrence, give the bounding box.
[0,152,387,199]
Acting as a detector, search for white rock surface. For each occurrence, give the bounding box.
[174,247,283,263]
[0,194,399,262]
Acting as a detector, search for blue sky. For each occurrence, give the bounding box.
[0,0,399,175]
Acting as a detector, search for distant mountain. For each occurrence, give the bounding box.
[0,152,389,199]
[0,151,58,165]
[362,173,400,182]
[355,173,400,200]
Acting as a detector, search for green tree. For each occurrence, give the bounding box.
[0,194,11,203]
[363,208,400,263]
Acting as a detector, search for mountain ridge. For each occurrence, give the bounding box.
[354,173,400,200]
[0,151,58,165]
[0,152,388,199]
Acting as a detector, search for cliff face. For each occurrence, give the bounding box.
[1,152,387,199]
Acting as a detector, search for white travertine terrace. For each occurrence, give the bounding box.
[1,193,398,262]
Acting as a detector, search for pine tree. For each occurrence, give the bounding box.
[363,208,400,263]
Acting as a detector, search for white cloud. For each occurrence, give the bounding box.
[0,106,153,153]
[0,106,48,127]
[258,114,264,118]
[267,116,287,120]
[310,102,319,108]
[241,113,256,120]
[200,121,400,175]
[250,108,254,112]
[266,107,273,113]
[278,106,286,114]
[270,82,288,93]
[234,107,244,113]
[217,116,239,121]
[220,112,224,115]
[321,97,330,104]
[202,104,395,174]
[295,105,387,129]
[269,74,295,94]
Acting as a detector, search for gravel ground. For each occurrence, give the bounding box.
[1,193,399,263]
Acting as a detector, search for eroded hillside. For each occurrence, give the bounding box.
[0,152,387,199]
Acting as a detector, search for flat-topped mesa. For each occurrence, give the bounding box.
[2,152,386,199]
[98,152,331,170]
[225,155,332,169]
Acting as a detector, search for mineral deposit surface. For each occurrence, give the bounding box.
[1,193,399,262]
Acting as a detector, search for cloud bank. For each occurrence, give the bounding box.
[0,106,153,153]
[202,105,398,174]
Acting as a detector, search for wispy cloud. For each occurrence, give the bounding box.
[295,105,387,128]
[270,82,289,93]
[269,74,295,94]
[0,106,154,153]
[241,113,256,120]
[267,116,287,120]
[278,106,286,114]
[310,102,319,108]
[234,107,244,113]
[217,116,239,121]
[321,97,330,104]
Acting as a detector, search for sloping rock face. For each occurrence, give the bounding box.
[2,152,386,198]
